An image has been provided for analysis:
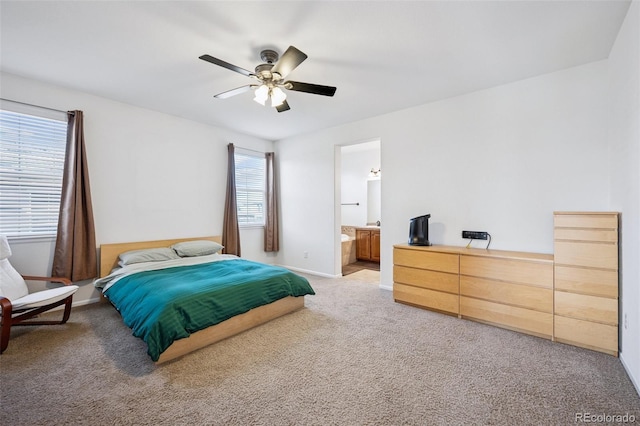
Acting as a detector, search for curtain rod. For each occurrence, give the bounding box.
[233,144,271,155]
[0,98,74,115]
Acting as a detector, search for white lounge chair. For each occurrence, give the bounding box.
[0,235,78,354]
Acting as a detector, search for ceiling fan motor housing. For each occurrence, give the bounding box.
[255,63,283,84]
[255,63,280,83]
[256,50,283,82]
[260,49,279,64]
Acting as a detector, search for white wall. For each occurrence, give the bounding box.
[1,72,274,305]
[608,1,640,393]
[276,61,610,290]
[274,135,336,276]
[341,143,380,227]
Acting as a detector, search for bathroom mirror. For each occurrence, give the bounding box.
[367,178,381,225]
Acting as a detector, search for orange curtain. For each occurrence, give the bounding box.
[264,152,279,252]
[222,143,241,256]
[52,110,97,281]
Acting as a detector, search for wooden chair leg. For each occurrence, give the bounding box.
[61,296,73,324]
[1,320,11,354]
[0,324,9,354]
[0,298,12,354]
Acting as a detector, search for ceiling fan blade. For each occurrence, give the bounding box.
[214,85,256,99]
[276,100,291,113]
[285,81,337,97]
[199,54,254,77]
[271,46,308,78]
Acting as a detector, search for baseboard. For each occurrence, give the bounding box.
[620,352,640,395]
[73,297,102,308]
[45,296,102,313]
[279,265,341,279]
[379,283,393,291]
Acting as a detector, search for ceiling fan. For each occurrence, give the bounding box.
[199,46,336,112]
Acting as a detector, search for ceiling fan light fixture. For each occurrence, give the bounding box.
[201,45,336,112]
[253,84,269,105]
[270,87,287,107]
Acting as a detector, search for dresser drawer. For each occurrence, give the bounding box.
[554,315,618,355]
[394,265,458,294]
[554,228,618,243]
[554,266,618,298]
[460,296,552,338]
[460,276,552,313]
[460,255,553,288]
[394,248,459,274]
[393,283,459,314]
[554,291,618,325]
[554,241,618,270]
[554,214,618,229]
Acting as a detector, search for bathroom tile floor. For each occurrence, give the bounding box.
[342,261,380,276]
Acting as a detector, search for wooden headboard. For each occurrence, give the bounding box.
[99,236,222,277]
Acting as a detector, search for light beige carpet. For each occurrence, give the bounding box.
[1,271,638,425]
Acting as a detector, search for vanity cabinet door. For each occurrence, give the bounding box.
[371,230,381,262]
[356,230,371,260]
[356,229,380,262]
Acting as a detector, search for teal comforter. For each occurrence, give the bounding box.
[104,258,315,361]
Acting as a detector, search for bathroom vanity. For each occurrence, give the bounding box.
[356,227,380,262]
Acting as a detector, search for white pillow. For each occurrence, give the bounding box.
[171,240,223,257]
[118,247,180,266]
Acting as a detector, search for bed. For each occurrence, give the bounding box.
[95,236,315,364]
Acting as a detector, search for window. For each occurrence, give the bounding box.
[234,149,265,227]
[0,106,67,239]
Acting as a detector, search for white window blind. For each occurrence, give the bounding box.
[0,109,67,239]
[234,150,265,227]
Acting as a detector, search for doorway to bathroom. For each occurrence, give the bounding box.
[338,139,381,279]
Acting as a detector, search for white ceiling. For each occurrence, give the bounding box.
[0,1,631,141]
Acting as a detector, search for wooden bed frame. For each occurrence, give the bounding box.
[99,236,305,364]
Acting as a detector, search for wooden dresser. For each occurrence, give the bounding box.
[393,211,620,356]
[393,245,460,315]
[459,249,554,339]
[393,245,553,339]
[553,212,619,356]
